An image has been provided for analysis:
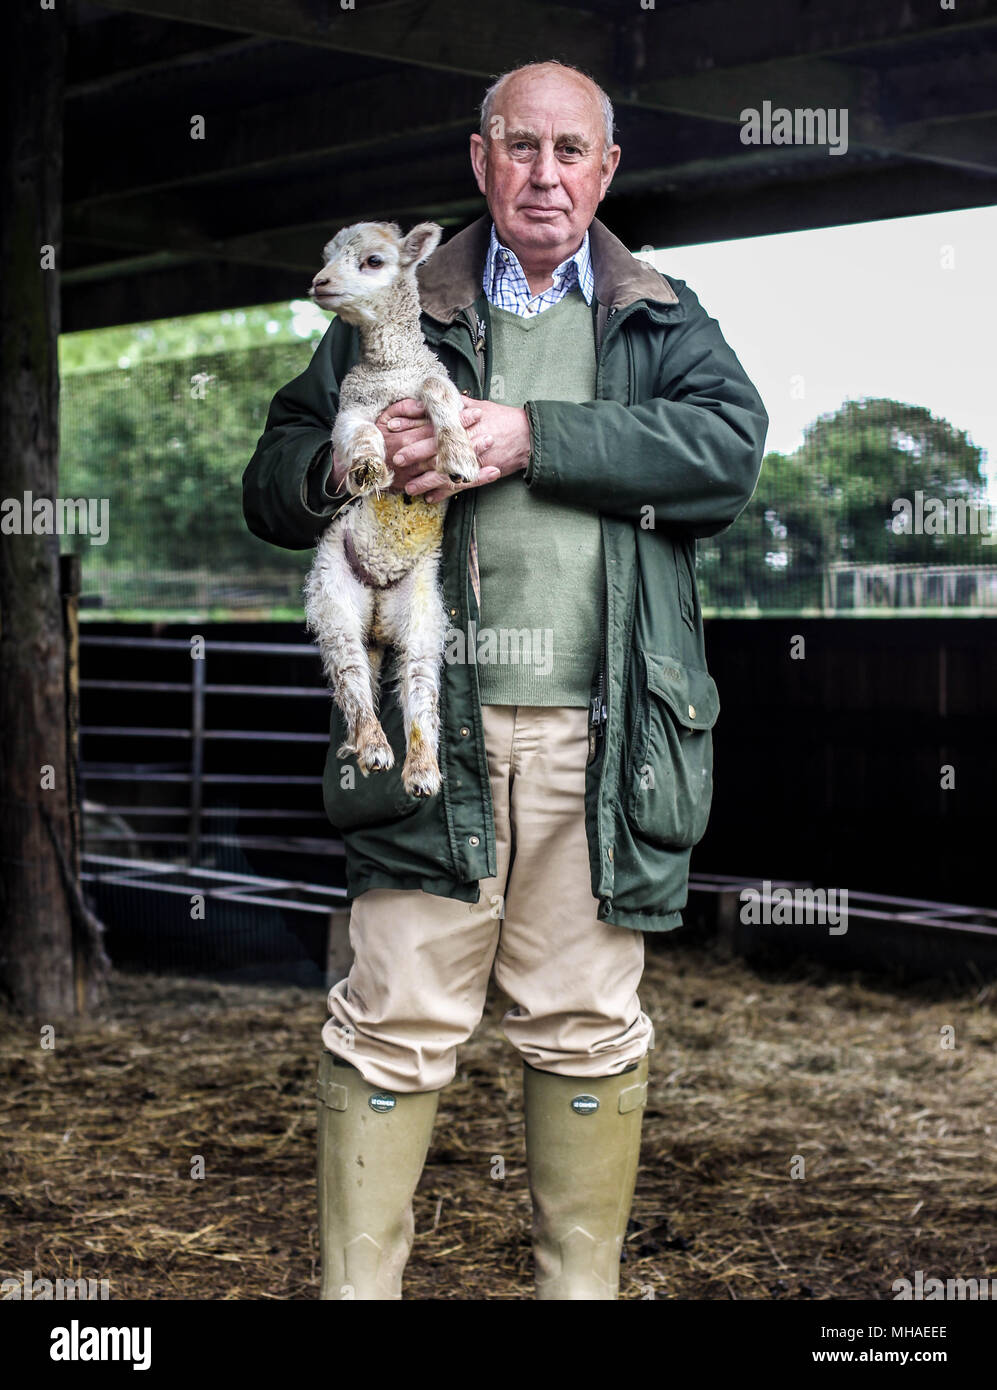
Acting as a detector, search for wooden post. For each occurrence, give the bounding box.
[60,554,86,1015]
[0,3,81,1018]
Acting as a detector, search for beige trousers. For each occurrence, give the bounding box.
[321,704,654,1092]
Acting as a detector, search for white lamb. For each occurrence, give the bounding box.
[303,221,479,799]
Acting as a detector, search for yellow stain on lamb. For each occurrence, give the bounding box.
[368,493,444,558]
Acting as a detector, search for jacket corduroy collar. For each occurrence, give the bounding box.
[417,212,678,324]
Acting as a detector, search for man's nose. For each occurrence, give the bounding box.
[530,142,560,188]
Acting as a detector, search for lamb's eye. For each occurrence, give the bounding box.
[364,255,384,269]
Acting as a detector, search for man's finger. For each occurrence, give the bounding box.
[408,464,501,501]
[384,413,428,433]
[384,424,435,460]
[421,468,501,502]
[394,437,446,468]
[404,468,449,495]
[466,429,494,454]
[379,398,427,424]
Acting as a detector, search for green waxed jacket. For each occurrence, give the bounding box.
[243,213,768,931]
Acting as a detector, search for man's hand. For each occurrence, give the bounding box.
[331,399,501,499]
[402,399,531,502]
[373,398,531,504]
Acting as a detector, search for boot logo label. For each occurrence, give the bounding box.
[571,1094,599,1115]
[368,1093,397,1113]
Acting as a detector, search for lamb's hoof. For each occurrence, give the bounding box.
[440,441,480,488]
[357,735,394,775]
[404,770,441,798]
[349,456,392,494]
[402,760,441,798]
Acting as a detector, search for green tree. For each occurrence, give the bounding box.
[59,300,326,372]
[798,398,987,565]
[697,398,989,612]
[60,341,326,612]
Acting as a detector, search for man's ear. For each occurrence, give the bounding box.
[400,222,443,267]
[469,133,488,197]
[599,144,621,200]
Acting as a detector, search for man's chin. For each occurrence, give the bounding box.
[507,213,571,244]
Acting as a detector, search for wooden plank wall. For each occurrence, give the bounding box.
[698,618,997,907]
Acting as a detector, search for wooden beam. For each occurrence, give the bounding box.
[94,0,996,89]
[65,145,483,270]
[881,49,997,125]
[94,0,613,80]
[67,14,263,97]
[62,257,309,331]
[604,163,997,251]
[629,52,997,175]
[66,68,483,204]
[626,0,997,85]
[881,115,997,178]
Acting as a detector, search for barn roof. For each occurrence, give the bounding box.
[64,0,997,330]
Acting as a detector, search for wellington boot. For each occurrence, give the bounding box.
[316,1051,440,1300]
[523,1054,649,1300]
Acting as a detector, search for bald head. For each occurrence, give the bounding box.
[479,61,615,157]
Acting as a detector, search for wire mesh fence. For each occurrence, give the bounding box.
[59,344,996,617]
[61,342,315,618]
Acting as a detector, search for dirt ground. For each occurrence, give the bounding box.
[2,939,995,1301]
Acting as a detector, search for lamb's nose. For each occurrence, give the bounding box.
[312,273,330,288]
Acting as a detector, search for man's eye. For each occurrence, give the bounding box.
[363,255,384,269]
[559,146,582,157]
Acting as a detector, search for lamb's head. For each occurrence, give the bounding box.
[309,221,442,326]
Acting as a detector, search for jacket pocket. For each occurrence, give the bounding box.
[625,652,719,849]
[321,695,420,832]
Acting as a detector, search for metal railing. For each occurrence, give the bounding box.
[824,562,997,612]
[80,634,334,867]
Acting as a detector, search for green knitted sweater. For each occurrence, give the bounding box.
[473,290,604,706]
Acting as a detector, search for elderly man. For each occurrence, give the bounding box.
[243,60,768,1301]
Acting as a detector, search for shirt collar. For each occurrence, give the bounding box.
[484,222,594,308]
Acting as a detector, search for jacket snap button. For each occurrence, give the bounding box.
[468,835,480,847]
[460,726,470,737]
[607,847,614,861]
[688,705,696,719]
[449,607,459,618]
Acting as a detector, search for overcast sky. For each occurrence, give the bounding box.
[639,204,997,496]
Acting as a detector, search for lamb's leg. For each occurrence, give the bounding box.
[378,552,447,798]
[420,375,480,486]
[333,406,393,496]
[304,528,394,775]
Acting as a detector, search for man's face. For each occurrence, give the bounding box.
[470,67,620,266]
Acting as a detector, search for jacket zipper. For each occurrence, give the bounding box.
[588,573,608,763]
[588,305,620,763]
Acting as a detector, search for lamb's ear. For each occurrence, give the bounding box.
[400,222,443,267]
